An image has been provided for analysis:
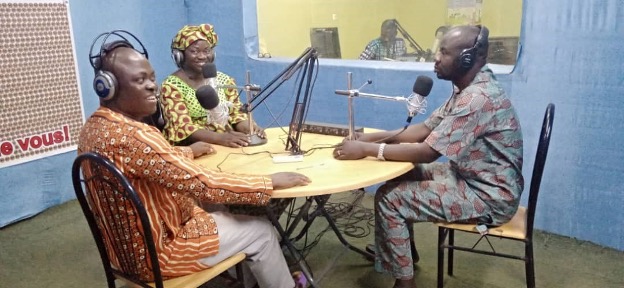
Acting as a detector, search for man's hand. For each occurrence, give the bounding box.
[188,141,215,157]
[270,172,311,190]
[333,140,370,160]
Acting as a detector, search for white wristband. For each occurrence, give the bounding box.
[377,143,386,161]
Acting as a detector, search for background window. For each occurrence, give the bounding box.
[257,0,522,66]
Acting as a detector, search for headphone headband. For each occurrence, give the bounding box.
[459,25,489,70]
[88,30,149,71]
[472,25,488,51]
[89,30,149,101]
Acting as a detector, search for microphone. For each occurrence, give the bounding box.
[404,75,433,128]
[202,63,261,92]
[202,63,217,90]
[202,62,218,89]
[195,85,220,110]
[196,85,231,127]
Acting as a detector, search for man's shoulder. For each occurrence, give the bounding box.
[84,108,156,134]
[367,38,382,46]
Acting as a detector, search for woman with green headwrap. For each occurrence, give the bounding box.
[161,24,266,148]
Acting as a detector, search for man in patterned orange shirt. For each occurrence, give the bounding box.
[80,36,310,288]
[334,25,523,288]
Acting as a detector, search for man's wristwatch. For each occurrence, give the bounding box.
[377,143,386,161]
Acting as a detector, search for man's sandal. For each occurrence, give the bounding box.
[292,271,309,288]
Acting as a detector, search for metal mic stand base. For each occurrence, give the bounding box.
[248,134,268,146]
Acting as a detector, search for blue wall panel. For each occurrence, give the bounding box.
[0,0,622,251]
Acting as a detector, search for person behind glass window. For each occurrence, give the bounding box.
[427,25,450,61]
[359,19,407,61]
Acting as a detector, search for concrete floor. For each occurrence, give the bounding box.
[1,192,623,288]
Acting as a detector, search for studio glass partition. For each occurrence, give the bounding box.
[256,0,522,68]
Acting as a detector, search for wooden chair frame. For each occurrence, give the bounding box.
[436,103,555,288]
[72,152,244,288]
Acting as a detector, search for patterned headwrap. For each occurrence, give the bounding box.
[171,24,218,51]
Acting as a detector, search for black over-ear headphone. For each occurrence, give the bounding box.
[459,25,489,70]
[88,30,149,101]
[171,41,184,68]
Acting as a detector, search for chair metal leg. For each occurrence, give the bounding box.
[235,262,244,283]
[525,241,535,288]
[437,227,447,288]
[448,229,455,276]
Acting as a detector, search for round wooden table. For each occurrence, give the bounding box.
[194,127,415,198]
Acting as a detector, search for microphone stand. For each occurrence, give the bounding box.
[347,72,355,140]
[393,19,426,59]
[242,71,267,146]
[285,48,318,154]
[243,47,314,113]
[336,74,413,138]
[241,47,318,154]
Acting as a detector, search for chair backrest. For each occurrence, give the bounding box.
[72,152,165,288]
[525,103,555,238]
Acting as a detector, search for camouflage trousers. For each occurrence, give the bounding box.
[374,163,494,280]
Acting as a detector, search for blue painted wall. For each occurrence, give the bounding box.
[0,0,622,251]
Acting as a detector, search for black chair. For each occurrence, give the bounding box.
[436,103,555,288]
[72,152,245,288]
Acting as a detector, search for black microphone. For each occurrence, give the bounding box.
[202,63,218,89]
[195,85,220,110]
[404,75,433,128]
[202,63,261,92]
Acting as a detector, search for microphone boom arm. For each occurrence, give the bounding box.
[393,19,426,58]
[243,47,317,113]
[335,90,407,102]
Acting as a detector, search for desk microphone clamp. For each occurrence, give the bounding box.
[335,73,411,140]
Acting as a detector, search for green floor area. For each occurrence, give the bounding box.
[1,192,623,288]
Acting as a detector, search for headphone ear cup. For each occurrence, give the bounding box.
[171,49,184,68]
[459,48,474,69]
[93,70,117,101]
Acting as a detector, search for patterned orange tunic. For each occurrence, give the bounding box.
[78,107,273,280]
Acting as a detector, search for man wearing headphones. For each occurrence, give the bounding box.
[80,32,311,288]
[333,25,523,288]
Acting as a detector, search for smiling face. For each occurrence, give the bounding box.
[182,40,214,75]
[101,47,158,121]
